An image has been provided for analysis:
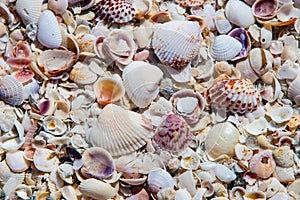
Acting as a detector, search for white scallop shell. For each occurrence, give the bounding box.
[122,61,163,108]
[88,104,153,156]
[0,75,24,106]
[16,0,43,25]
[210,35,242,61]
[152,21,202,69]
[37,10,62,48]
[147,168,174,194]
[270,106,294,123]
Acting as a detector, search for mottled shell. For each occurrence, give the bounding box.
[88,104,153,156]
[147,169,174,195]
[152,21,202,70]
[210,35,242,61]
[252,0,278,19]
[207,75,261,114]
[0,75,24,106]
[153,114,193,153]
[122,61,163,108]
[175,0,204,7]
[205,122,240,159]
[16,0,43,25]
[215,9,232,34]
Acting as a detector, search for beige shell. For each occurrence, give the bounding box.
[215,9,232,34]
[122,61,163,108]
[33,148,59,172]
[287,179,300,199]
[273,166,295,183]
[0,75,24,106]
[48,0,68,14]
[152,20,202,70]
[273,146,294,167]
[270,105,294,123]
[69,62,97,85]
[236,58,259,83]
[88,104,153,156]
[5,151,30,172]
[249,48,273,75]
[16,0,43,25]
[245,117,268,135]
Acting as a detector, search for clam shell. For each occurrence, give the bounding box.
[252,0,278,19]
[48,0,68,14]
[88,104,153,156]
[5,151,30,172]
[16,0,43,25]
[37,10,62,48]
[70,62,97,85]
[152,21,202,70]
[0,75,24,106]
[215,9,232,34]
[277,3,300,22]
[33,148,59,172]
[210,35,242,61]
[78,178,117,199]
[228,28,251,60]
[42,116,67,136]
[147,169,174,194]
[270,105,293,123]
[122,61,163,108]
[245,117,268,135]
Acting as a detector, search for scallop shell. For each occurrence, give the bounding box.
[122,61,163,108]
[37,10,62,48]
[16,0,43,25]
[210,35,242,61]
[207,75,261,114]
[0,75,24,106]
[147,169,174,195]
[252,0,278,19]
[88,104,153,156]
[152,21,202,70]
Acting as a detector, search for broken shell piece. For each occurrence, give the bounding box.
[180,149,200,170]
[235,143,253,161]
[15,184,32,200]
[270,40,283,55]
[249,150,276,179]
[270,105,294,123]
[94,75,125,105]
[57,163,74,184]
[13,69,35,84]
[16,0,43,25]
[33,148,59,172]
[81,147,115,179]
[244,191,266,200]
[0,75,24,106]
[78,178,117,199]
[60,186,77,200]
[273,166,295,183]
[277,3,300,22]
[42,116,67,136]
[252,0,278,19]
[69,62,97,85]
[245,117,268,135]
[273,146,294,167]
[147,168,174,195]
[260,25,272,49]
[5,151,30,172]
[199,161,236,182]
[215,9,232,34]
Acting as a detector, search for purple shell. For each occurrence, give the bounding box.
[228,28,251,60]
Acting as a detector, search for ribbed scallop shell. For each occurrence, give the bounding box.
[210,35,242,61]
[0,75,24,106]
[207,75,261,114]
[16,0,43,25]
[88,104,153,156]
[152,21,202,70]
[37,10,62,48]
[122,61,163,108]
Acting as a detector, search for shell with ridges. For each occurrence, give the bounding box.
[16,0,43,25]
[147,168,174,195]
[0,75,24,106]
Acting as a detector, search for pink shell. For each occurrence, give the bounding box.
[153,114,193,153]
[6,57,31,69]
[14,69,34,83]
[249,150,276,179]
[207,75,261,114]
[252,0,278,20]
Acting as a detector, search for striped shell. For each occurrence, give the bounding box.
[175,0,204,7]
[152,21,202,70]
[88,104,153,156]
[0,75,24,106]
[207,75,261,114]
[210,35,242,61]
[16,0,43,25]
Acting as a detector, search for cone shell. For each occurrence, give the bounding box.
[152,21,202,70]
[122,61,163,108]
[16,0,43,25]
[88,104,153,156]
[210,35,242,61]
[207,75,261,114]
[0,75,24,106]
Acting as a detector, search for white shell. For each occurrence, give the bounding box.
[0,75,24,106]
[16,0,43,25]
[177,170,197,196]
[270,106,294,123]
[5,151,30,172]
[122,61,163,108]
[288,74,300,105]
[88,104,153,156]
[33,148,59,172]
[69,62,97,85]
[37,10,62,48]
[210,35,242,61]
[42,116,67,136]
[215,9,232,34]
[277,3,300,22]
[245,117,268,135]
[147,168,174,194]
[273,166,295,183]
[175,189,192,200]
[260,25,272,49]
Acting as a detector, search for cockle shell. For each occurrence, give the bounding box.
[252,0,278,19]
[147,168,174,195]
[153,114,193,153]
[210,35,242,61]
[0,75,24,106]
[249,150,276,179]
[88,104,153,156]
[78,178,117,199]
[122,61,163,108]
[152,21,202,70]
[207,75,261,114]
[205,122,240,159]
[16,0,43,25]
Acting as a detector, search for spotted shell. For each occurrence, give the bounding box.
[175,0,204,7]
[207,75,261,114]
[0,75,24,106]
[152,21,202,70]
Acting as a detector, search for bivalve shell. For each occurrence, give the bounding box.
[48,0,68,14]
[5,151,30,172]
[0,75,24,106]
[33,148,59,172]
[16,0,43,25]
[147,168,174,195]
[252,0,278,19]
[249,150,276,179]
[215,9,232,34]
[69,62,97,85]
[270,105,294,123]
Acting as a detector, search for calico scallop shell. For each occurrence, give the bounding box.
[122,61,163,108]
[152,21,202,70]
[175,0,204,7]
[210,35,243,61]
[0,75,24,106]
[252,0,278,19]
[16,0,43,25]
[207,75,261,114]
[88,104,153,157]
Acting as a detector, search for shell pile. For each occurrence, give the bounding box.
[0,0,300,200]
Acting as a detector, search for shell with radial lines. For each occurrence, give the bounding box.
[0,75,24,106]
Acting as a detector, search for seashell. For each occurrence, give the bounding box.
[277,3,300,22]
[245,117,268,135]
[122,61,163,108]
[88,104,153,156]
[170,89,206,125]
[200,181,214,197]
[127,188,150,200]
[6,57,31,69]
[177,170,196,196]
[14,41,32,57]
[273,166,295,183]
[230,186,246,200]
[5,151,30,172]
[70,62,97,85]
[175,189,192,200]
[244,191,266,200]
[15,184,32,200]
[81,147,115,179]
[33,148,59,172]
[93,0,136,23]
[249,150,276,179]
[260,25,272,49]
[152,21,202,70]
[60,186,77,200]
[236,58,259,83]
[205,122,240,159]
[132,0,152,20]
[42,116,67,136]
[288,75,300,106]
[225,0,255,28]
[287,179,300,199]
[0,3,15,28]
[175,0,204,7]
[153,114,193,153]
[235,143,253,161]
[37,10,62,49]
[273,146,294,167]
[0,75,24,106]
[270,105,293,123]
[270,40,283,55]
[94,75,125,105]
[133,24,153,49]
[210,35,242,61]
[37,49,76,78]
[249,48,272,75]
[213,61,233,77]
[269,192,291,200]
[207,75,261,114]
[13,69,35,84]
[281,35,299,63]
[48,0,68,14]
[199,161,236,182]
[228,28,252,60]
[147,168,174,195]
[16,0,43,25]
[78,178,117,199]
[57,163,74,184]
[215,9,232,34]
[252,0,278,19]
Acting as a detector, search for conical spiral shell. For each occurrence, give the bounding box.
[0,75,24,106]
[88,104,153,156]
